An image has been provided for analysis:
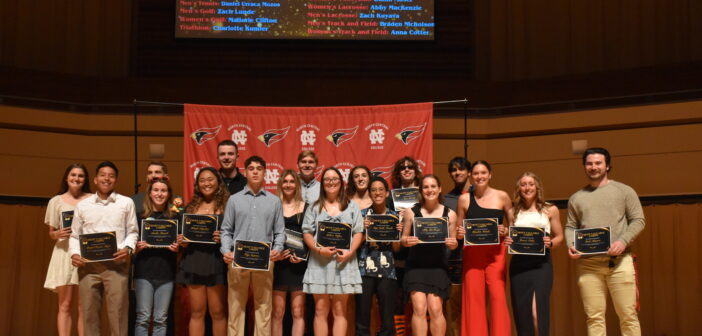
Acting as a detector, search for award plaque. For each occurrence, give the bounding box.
[574,227,611,255]
[233,240,271,271]
[182,214,219,244]
[316,221,353,250]
[284,229,309,261]
[61,210,74,230]
[79,232,118,262]
[366,214,401,242]
[413,217,449,243]
[464,218,500,246]
[391,188,419,211]
[141,219,178,247]
[447,259,463,285]
[508,227,545,255]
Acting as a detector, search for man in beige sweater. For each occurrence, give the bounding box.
[566,147,644,336]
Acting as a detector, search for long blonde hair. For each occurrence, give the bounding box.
[512,172,551,218]
[276,169,303,204]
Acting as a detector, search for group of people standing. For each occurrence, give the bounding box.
[43,140,645,336]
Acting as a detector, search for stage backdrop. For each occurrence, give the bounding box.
[183,103,433,201]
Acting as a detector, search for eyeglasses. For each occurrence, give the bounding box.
[399,165,415,171]
[323,177,341,184]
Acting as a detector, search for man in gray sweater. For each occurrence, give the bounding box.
[566,147,644,336]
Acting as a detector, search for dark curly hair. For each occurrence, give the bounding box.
[391,156,422,189]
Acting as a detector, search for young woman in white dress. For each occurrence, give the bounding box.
[44,163,92,336]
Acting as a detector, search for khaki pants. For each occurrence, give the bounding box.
[576,253,640,336]
[78,261,129,336]
[227,264,274,336]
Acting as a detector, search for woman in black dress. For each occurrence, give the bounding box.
[272,169,308,336]
[176,167,229,336]
[504,172,563,336]
[400,175,459,336]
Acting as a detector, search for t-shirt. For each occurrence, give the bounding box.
[443,186,464,212]
[221,168,247,196]
[134,211,178,287]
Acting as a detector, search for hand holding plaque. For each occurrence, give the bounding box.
[464,218,500,246]
[284,229,309,261]
[508,227,545,255]
[182,214,219,244]
[391,188,419,211]
[79,232,118,262]
[412,217,449,243]
[366,214,401,242]
[141,219,178,247]
[316,221,352,250]
[61,210,74,230]
[574,227,611,255]
[233,240,271,271]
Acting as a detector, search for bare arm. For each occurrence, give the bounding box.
[455,193,470,240]
[504,208,515,246]
[499,191,513,236]
[445,209,458,250]
[400,208,418,247]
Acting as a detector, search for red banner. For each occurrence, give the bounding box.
[183,103,433,201]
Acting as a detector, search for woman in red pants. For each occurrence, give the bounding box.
[456,160,512,336]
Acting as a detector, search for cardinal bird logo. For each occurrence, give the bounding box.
[257,126,291,147]
[190,125,222,145]
[326,126,358,147]
[395,123,426,145]
[370,165,393,180]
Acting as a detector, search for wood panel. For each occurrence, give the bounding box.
[476,0,702,81]
[2,100,701,200]
[0,0,131,76]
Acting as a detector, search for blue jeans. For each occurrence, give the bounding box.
[134,279,174,336]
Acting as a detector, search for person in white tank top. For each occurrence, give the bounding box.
[505,172,563,336]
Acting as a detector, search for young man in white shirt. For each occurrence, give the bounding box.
[69,161,139,336]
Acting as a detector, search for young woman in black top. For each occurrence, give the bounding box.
[133,178,180,336]
[272,169,308,336]
[401,175,459,336]
[455,160,512,336]
[176,167,229,336]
